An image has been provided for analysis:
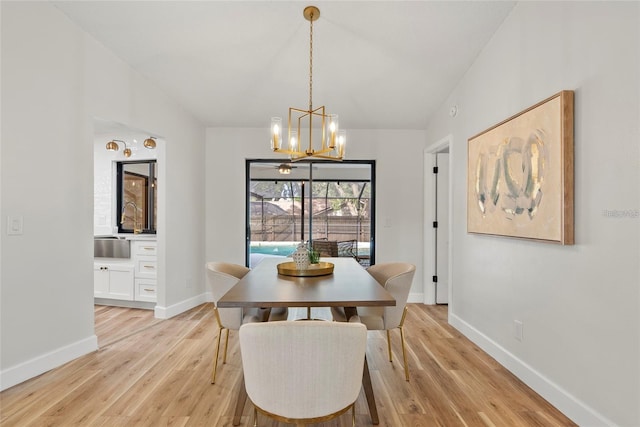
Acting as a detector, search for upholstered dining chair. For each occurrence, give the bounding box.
[331,262,416,381]
[205,261,287,384]
[239,320,367,427]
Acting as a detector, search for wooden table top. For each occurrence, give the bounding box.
[217,257,396,309]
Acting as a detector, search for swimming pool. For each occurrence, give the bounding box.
[249,241,371,256]
[250,243,298,256]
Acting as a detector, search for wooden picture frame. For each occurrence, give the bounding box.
[467,90,574,244]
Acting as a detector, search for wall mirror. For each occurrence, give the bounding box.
[117,160,157,234]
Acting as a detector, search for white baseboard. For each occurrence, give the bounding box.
[0,335,98,391]
[408,292,424,303]
[449,313,614,427]
[154,293,209,319]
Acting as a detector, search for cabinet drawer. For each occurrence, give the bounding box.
[134,241,157,256]
[135,279,157,302]
[136,257,157,277]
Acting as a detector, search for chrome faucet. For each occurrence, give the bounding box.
[120,201,142,234]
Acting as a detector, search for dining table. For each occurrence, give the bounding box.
[217,256,396,425]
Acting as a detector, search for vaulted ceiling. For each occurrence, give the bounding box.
[53,1,515,130]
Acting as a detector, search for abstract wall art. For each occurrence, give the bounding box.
[467,90,574,244]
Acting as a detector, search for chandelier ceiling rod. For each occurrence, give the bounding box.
[308,6,314,113]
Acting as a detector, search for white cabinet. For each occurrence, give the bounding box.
[133,240,157,302]
[94,263,134,300]
[94,238,157,303]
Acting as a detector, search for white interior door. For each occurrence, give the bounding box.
[435,152,449,304]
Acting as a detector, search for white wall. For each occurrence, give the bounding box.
[424,2,639,426]
[205,128,427,299]
[1,2,206,390]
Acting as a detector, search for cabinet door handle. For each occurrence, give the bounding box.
[143,265,155,269]
[143,247,155,251]
[143,288,155,292]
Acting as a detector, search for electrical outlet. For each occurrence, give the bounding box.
[514,320,523,341]
[7,216,23,235]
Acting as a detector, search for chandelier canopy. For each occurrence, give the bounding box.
[270,6,346,161]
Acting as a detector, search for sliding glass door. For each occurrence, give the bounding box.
[246,160,375,268]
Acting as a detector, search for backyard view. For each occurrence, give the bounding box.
[249,179,371,266]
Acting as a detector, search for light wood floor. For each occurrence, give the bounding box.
[0,304,576,426]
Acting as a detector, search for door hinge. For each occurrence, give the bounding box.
[433,166,439,174]
[433,275,438,283]
[433,221,438,228]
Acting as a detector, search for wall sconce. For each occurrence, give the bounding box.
[106,139,132,157]
[106,136,156,157]
[143,137,157,149]
[105,139,121,151]
[105,139,132,157]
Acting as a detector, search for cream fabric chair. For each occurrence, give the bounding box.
[239,320,367,427]
[206,261,287,384]
[331,262,416,381]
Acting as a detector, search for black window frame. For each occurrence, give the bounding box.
[116,160,157,235]
[245,159,376,267]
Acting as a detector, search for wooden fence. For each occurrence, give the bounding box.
[250,215,370,243]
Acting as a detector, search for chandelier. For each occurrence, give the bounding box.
[270,6,346,161]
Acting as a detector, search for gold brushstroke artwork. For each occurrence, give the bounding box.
[467,91,574,244]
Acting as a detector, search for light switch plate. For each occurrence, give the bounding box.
[514,320,523,341]
[7,216,23,235]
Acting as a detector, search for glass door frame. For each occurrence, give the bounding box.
[245,158,376,267]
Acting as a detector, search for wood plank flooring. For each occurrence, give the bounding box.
[0,304,576,426]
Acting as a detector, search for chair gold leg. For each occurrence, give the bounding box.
[400,306,410,381]
[386,330,393,362]
[351,403,356,427]
[211,326,224,384]
[400,325,409,381]
[222,328,230,364]
[253,407,258,427]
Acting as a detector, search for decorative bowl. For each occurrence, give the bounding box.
[277,261,334,277]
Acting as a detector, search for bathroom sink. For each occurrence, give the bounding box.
[94,237,130,258]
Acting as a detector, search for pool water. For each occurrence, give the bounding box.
[250,242,371,257]
[250,243,298,256]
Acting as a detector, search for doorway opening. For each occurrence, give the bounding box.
[424,136,452,305]
[93,118,165,346]
[246,160,375,268]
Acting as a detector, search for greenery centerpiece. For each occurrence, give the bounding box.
[308,247,321,264]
